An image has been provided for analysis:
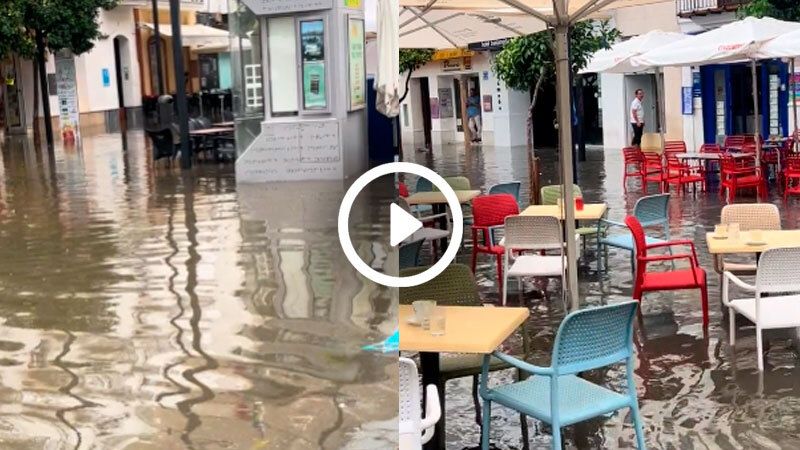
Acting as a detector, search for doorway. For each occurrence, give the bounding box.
[419,77,432,149]
[625,74,658,141]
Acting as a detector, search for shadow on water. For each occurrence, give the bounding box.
[0,131,397,449]
[405,141,800,449]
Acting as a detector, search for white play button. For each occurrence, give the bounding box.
[390,203,423,247]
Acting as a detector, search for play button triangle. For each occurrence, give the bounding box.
[390,203,423,247]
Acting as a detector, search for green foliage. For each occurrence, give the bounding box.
[493,21,620,95]
[400,48,435,74]
[0,0,118,59]
[738,0,800,21]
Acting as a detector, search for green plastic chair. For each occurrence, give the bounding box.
[480,301,645,449]
[432,176,472,191]
[400,263,529,438]
[540,185,598,250]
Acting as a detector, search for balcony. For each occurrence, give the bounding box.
[676,0,749,17]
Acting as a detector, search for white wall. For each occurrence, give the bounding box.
[600,73,626,149]
[75,6,142,113]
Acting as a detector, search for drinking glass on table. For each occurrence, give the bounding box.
[412,300,436,330]
[575,196,584,211]
[429,307,446,336]
[728,223,740,240]
[714,224,728,238]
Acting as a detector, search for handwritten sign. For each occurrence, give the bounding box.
[236,119,342,182]
[240,0,332,15]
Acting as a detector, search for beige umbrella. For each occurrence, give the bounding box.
[400,9,546,48]
[399,0,668,310]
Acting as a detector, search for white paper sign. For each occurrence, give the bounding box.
[236,119,342,182]
[240,0,332,15]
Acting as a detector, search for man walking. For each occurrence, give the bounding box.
[630,88,645,147]
[467,88,482,143]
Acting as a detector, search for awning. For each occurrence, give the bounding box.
[141,23,231,51]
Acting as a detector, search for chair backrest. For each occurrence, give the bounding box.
[721,204,781,231]
[700,143,721,153]
[399,263,481,306]
[633,193,670,227]
[625,215,648,260]
[622,146,642,163]
[664,140,686,153]
[503,215,563,251]
[433,176,471,191]
[724,135,745,149]
[399,357,423,437]
[785,154,800,171]
[399,182,410,198]
[551,301,639,375]
[415,177,433,193]
[471,194,519,228]
[399,239,424,269]
[488,181,521,201]
[147,129,175,160]
[756,247,800,298]
[540,185,583,206]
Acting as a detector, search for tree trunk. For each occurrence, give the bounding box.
[398,70,413,104]
[35,28,54,150]
[32,59,41,146]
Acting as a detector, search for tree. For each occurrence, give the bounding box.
[493,21,619,156]
[738,0,800,21]
[399,48,435,103]
[7,0,119,149]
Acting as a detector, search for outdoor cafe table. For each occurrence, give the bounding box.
[706,229,800,256]
[520,203,607,221]
[399,304,529,450]
[188,126,234,136]
[404,190,481,247]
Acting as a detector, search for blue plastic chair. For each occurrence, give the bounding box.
[480,301,646,450]
[399,238,424,269]
[488,181,522,202]
[596,193,671,273]
[362,329,398,353]
[415,177,433,192]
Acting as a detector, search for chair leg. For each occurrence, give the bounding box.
[471,230,478,273]
[520,414,529,448]
[729,307,736,346]
[481,398,492,450]
[757,326,764,372]
[496,255,504,302]
[630,401,647,450]
[503,252,510,306]
[700,284,709,328]
[551,423,562,450]
[472,375,481,428]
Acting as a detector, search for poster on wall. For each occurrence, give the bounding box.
[792,73,800,106]
[430,98,440,119]
[482,94,493,112]
[438,88,453,118]
[347,17,366,111]
[300,19,327,111]
[55,52,80,143]
[681,87,692,115]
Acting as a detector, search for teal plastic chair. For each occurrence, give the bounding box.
[488,181,522,202]
[399,238,425,269]
[480,301,645,450]
[596,193,671,273]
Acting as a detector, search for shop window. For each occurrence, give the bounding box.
[267,17,299,115]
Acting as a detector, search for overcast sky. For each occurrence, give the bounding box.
[365,0,377,32]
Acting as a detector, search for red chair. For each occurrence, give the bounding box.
[471,194,519,298]
[642,152,666,193]
[784,153,800,200]
[622,146,643,192]
[664,152,705,194]
[720,154,766,202]
[399,182,410,198]
[700,143,722,176]
[625,216,709,327]
[664,140,687,154]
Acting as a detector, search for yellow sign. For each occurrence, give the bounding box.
[344,0,362,7]
[432,48,474,61]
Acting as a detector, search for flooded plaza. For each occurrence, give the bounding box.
[403,142,800,449]
[0,131,397,450]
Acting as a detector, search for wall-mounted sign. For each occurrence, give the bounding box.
[682,87,693,115]
[692,71,702,98]
[430,97,440,119]
[344,0,361,7]
[347,16,366,111]
[102,68,111,87]
[483,94,493,112]
[463,57,472,70]
[55,52,80,143]
[468,38,510,51]
[300,19,327,110]
[240,0,333,15]
[442,59,462,72]
[432,48,474,61]
[438,88,453,118]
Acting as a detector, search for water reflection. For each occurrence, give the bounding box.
[405,142,800,449]
[0,131,396,449]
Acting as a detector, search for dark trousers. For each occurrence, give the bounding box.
[631,123,645,147]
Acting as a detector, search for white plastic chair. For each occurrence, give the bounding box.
[723,247,800,371]
[502,215,570,307]
[399,357,441,450]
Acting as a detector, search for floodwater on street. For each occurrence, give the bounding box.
[404,141,800,449]
[0,131,397,450]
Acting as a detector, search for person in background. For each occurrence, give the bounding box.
[467,88,482,143]
[630,88,645,147]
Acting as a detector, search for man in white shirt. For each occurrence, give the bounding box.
[630,89,645,147]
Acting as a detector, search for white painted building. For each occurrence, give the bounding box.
[400,50,529,148]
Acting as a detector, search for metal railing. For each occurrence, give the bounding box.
[676,0,749,16]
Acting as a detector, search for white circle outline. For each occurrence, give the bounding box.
[337,162,464,288]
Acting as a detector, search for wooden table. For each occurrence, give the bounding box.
[706,230,800,255]
[404,190,481,206]
[520,203,607,221]
[400,305,528,450]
